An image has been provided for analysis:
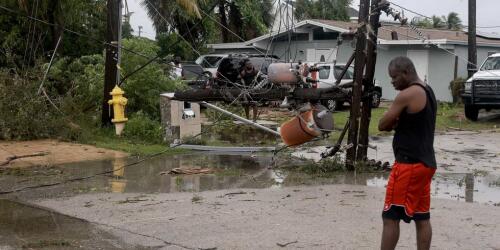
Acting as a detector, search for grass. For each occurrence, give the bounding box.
[329,103,499,143]
[77,127,188,156]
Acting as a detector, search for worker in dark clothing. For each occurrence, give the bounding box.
[378,56,437,250]
[239,59,259,121]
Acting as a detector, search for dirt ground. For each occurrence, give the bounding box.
[0,139,128,168]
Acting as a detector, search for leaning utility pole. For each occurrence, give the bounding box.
[102,0,123,126]
[357,0,383,161]
[346,0,370,170]
[468,0,477,78]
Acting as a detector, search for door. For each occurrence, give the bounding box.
[315,49,335,62]
[407,50,429,83]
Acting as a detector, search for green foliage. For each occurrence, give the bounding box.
[449,77,466,104]
[120,38,184,120]
[294,0,351,21]
[157,32,195,60]
[0,0,106,68]
[0,68,78,140]
[411,12,462,30]
[122,111,164,144]
[122,21,134,39]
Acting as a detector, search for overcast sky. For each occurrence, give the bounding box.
[127,0,500,40]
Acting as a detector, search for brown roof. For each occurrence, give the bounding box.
[312,19,500,45]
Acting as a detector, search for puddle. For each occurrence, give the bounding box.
[2,153,500,206]
[0,199,143,249]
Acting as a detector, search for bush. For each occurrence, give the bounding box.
[122,111,164,144]
[0,68,79,140]
[449,77,466,103]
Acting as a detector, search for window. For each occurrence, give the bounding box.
[480,56,500,71]
[334,65,354,80]
[312,28,339,40]
[274,33,309,42]
[318,66,331,79]
[196,56,223,68]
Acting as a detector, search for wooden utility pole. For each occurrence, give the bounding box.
[346,0,370,170]
[468,0,477,78]
[102,0,123,126]
[357,0,382,161]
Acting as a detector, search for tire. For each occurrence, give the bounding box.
[371,91,381,108]
[464,105,479,121]
[322,99,341,111]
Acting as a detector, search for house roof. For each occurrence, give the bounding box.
[210,19,500,50]
[312,20,500,46]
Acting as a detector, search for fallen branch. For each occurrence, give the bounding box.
[277,240,298,247]
[0,152,49,167]
[160,168,215,175]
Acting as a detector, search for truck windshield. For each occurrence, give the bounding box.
[196,56,223,68]
[480,56,500,71]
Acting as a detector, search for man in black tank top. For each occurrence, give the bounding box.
[378,57,437,250]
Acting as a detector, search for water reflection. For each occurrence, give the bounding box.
[49,154,500,205]
[0,199,136,249]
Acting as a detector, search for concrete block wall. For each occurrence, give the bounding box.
[160,93,202,142]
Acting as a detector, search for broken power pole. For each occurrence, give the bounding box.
[346,0,370,170]
[468,0,477,78]
[357,0,383,161]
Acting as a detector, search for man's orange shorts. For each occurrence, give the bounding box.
[382,162,436,223]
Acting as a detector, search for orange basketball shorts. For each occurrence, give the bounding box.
[382,162,436,223]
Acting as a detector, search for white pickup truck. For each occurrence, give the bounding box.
[311,63,383,111]
[462,53,500,121]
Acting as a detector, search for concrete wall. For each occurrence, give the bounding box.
[160,94,201,142]
[268,40,355,63]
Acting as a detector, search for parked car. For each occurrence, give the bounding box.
[310,63,382,111]
[181,63,209,89]
[195,54,228,77]
[462,53,500,121]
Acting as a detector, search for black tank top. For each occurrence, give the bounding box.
[392,84,437,168]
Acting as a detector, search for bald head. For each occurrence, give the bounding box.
[388,56,422,91]
[388,56,417,75]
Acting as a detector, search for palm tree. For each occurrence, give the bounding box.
[445,12,462,30]
[431,15,445,29]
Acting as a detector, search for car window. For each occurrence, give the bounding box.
[480,56,500,71]
[181,64,204,80]
[318,66,331,79]
[196,56,223,68]
[334,65,354,80]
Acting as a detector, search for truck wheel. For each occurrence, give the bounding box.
[371,91,381,108]
[464,105,479,121]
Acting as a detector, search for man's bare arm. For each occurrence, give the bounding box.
[378,91,411,131]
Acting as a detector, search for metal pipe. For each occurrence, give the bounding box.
[199,101,281,137]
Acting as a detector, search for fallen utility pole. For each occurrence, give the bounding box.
[346,0,370,170]
[467,0,477,78]
[199,101,281,137]
[173,87,348,103]
[357,0,383,161]
[102,0,123,126]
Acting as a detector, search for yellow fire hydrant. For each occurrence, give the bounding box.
[108,85,128,135]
